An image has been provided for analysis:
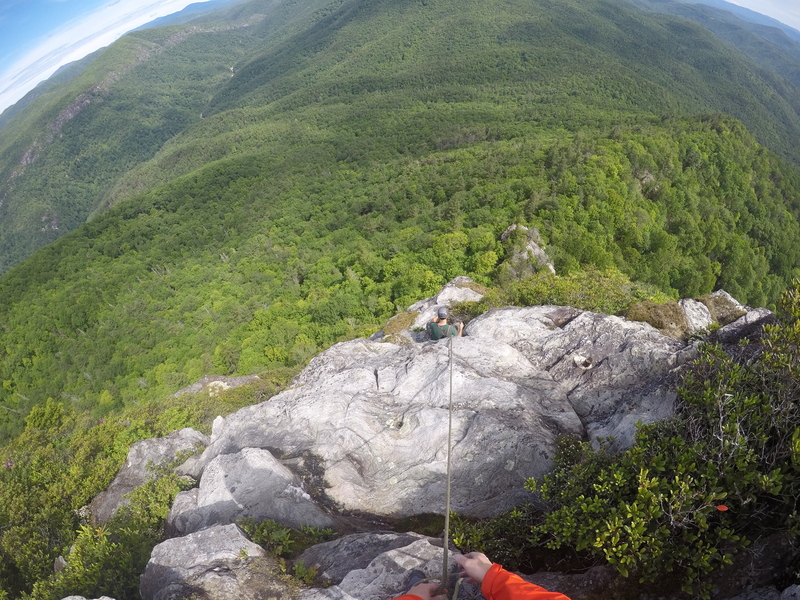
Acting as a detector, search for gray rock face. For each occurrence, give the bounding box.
[180,335,582,519]
[91,428,209,524]
[175,304,694,521]
[466,306,693,449]
[167,447,334,536]
[140,524,291,600]
[712,308,775,343]
[782,585,800,600]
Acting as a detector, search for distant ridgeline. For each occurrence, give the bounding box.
[0,0,799,435]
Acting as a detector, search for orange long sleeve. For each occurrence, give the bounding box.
[392,564,571,600]
[481,563,571,600]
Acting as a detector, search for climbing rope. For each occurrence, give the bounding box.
[405,335,464,600]
[440,334,455,593]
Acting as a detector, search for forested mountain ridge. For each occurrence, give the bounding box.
[628,0,800,89]
[3,0,800,273]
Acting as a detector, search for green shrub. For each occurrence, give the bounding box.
[238,518,337,559]
[477,267,673,315]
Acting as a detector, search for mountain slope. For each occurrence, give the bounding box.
[2,0,800,272]
[628,0,800,89]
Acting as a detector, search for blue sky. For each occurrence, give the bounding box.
[0,0,214,115]
[1,0,800,116]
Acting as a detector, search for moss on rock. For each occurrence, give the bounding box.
[698,294,747,326]
[383,311,419,336]
[624,301,689,338]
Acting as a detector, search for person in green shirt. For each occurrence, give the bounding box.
[427,307,463,340]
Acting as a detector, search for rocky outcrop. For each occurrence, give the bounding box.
[500,225,556,276]
[373,276,487,343]
[299,534,462,600]
[406,276,487,329]
[138,527,800,600]
[699,290,748,325]
[140,523,291,600]
[133,281,780,600]
[178,333,582,520]
[711,307,775,344]
[166,447,334,537]
[171,300,702,531]
[172,374,261,398]
[679,298,714,332]
[467,306,694,448]
[296,532,436,585]
[90,428,208,524]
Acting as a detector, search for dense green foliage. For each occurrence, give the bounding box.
[2,115,800,441]
[480,267,674,315]
[455,282,800,597]
[630,0,800,90]
[0,373,294,599]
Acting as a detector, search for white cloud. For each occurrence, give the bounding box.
[0,0,212,115]
[723,0,800,32]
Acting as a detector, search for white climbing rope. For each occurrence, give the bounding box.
[439,335,455,595]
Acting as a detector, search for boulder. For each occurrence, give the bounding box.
[782,586,800,600]
[140,523,291,600]
[711,308,775,344]
[679,298,714,333]
[167,447,334,536]
[699,290,748,325]
[172,375,261,398]
[91,428,209,524]
[299,534,463,600]
[296,532,435,585]
[466,305,694,449]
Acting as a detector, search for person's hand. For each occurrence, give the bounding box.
[457,322,464,335]
[406,582,446,600]
[453,552,492,584]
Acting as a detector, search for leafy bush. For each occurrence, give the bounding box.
[456,281,800,598]
[26,460,193,600]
